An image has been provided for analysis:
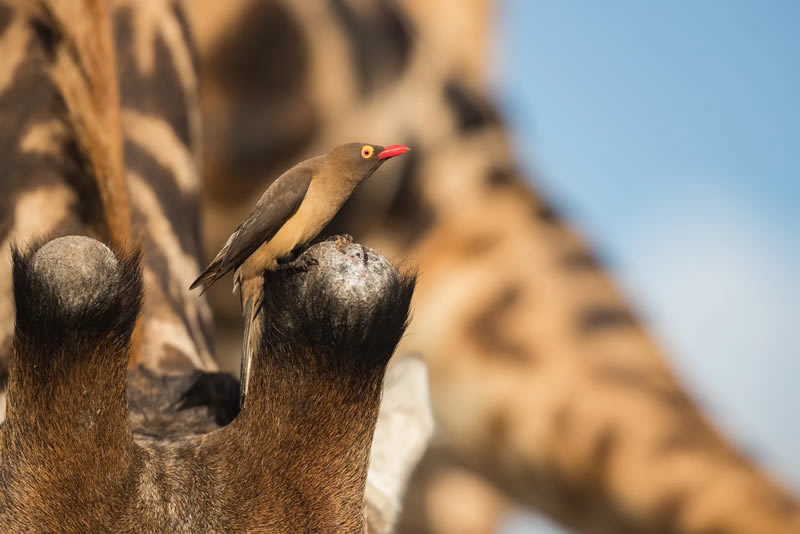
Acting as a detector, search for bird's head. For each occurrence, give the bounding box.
[326,142,410,183]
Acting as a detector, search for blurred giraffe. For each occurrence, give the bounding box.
[185,1,800,532]
[0,0,214,378]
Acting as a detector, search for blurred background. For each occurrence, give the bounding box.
[495,2,798,531]
[183,0,800,531]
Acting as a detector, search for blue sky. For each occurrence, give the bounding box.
[492,2,799,531]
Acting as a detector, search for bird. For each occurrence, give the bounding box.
[190,142,410,404]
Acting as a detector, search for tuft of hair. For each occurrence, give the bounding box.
[26,0,131,249]
[11,235,142,374]
[256,240,416,382]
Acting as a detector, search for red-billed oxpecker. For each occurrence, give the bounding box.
[190,143,410,403]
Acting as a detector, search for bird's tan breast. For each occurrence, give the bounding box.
[240,175,354,279]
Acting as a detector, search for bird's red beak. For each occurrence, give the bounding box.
[378,145,410,160]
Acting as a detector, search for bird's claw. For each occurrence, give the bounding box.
[276,255,319,273]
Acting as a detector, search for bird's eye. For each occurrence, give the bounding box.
[361,145,374,159]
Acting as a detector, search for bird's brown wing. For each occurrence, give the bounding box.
[217,168,312,273]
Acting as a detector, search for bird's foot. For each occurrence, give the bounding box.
[275,254,319,273]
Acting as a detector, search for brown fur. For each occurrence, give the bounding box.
[0,238,143,533]
[0,237,413,533]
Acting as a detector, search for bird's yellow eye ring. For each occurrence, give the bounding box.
[361,145,374,159]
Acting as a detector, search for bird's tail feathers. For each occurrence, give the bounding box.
[239,288,263,408]
[239,278,264,406]
[240,298,252,407]
[190,266,222,294]
[252,291,264,321]
[191,240,233,293]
